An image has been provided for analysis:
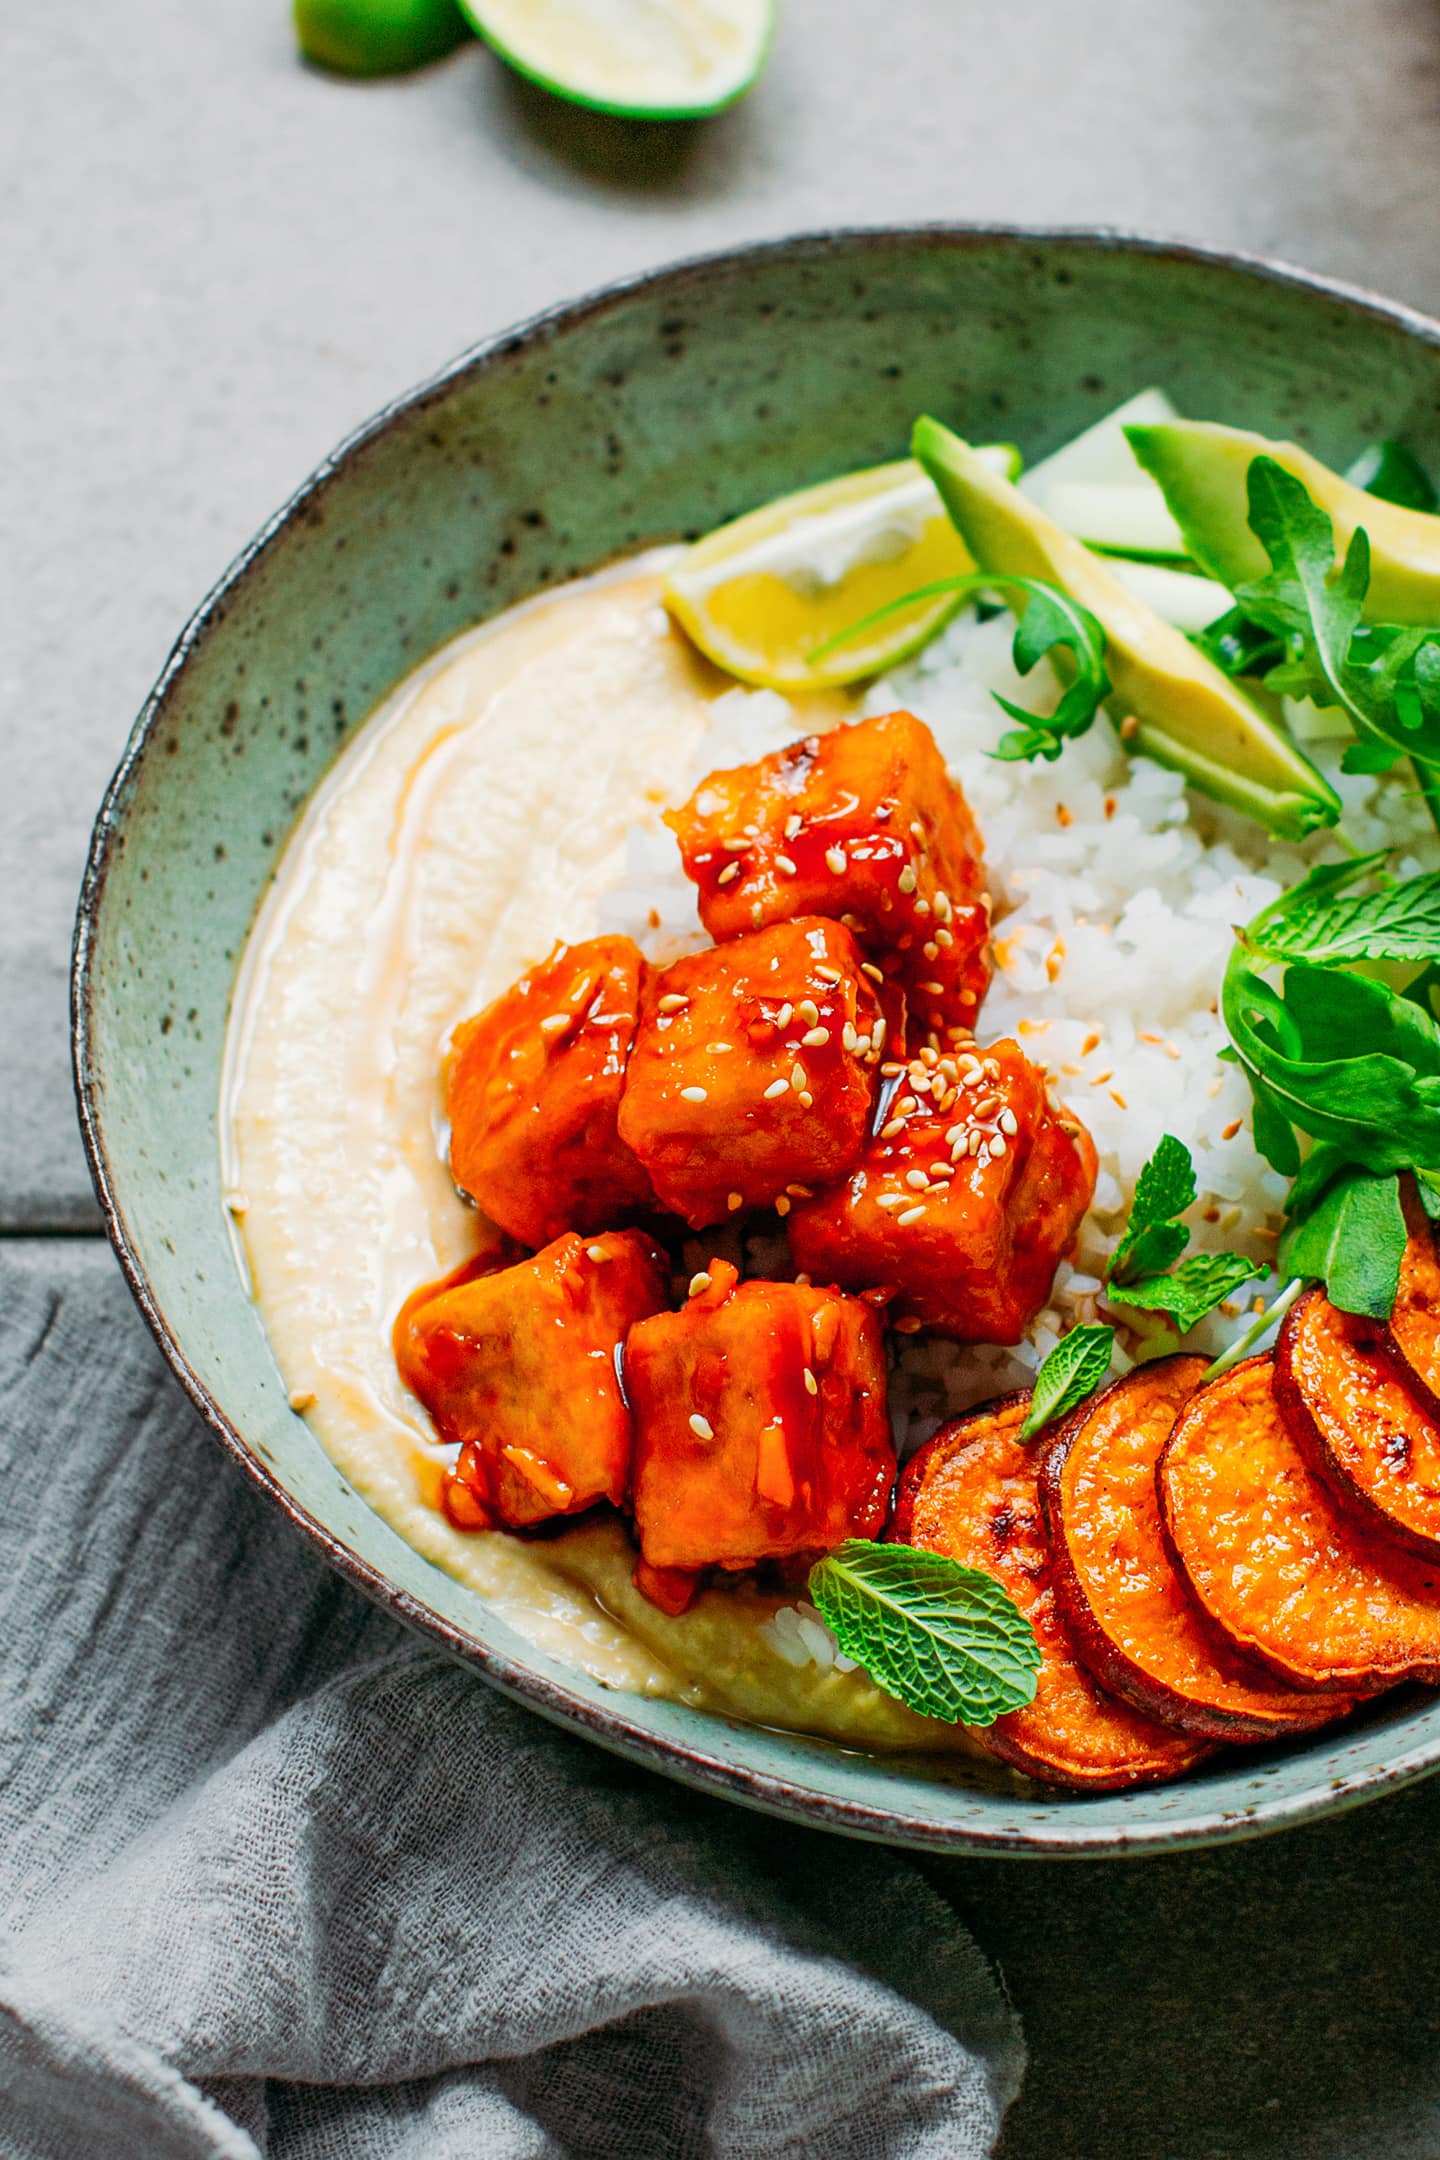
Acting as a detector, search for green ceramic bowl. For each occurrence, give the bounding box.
[74,228,1440,1857]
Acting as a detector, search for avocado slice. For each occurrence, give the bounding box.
[911,416,1341,840]
[1126,420,1440,626]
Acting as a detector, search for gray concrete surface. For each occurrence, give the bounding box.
[6,3,1440,2151]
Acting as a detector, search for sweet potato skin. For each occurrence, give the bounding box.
[1276,1287,1440,1564]
[1041,1357,1353,1742]
[1379,1178,1440,1423]
[1160,1355,1440,1692]
[892,1396,1211,1791]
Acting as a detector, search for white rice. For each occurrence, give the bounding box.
[596,603,1438,1668]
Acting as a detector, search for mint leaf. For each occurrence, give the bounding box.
[1019,1325,1115,1442]
[1278,1169,1407,1319]
[1108,1133,1196,1286]
[1244,855,1440,965]
[807,1541,1040,1726]
[1109,1251,1264,1333]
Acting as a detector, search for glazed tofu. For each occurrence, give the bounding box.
[788,1039,1096,1343]
[394,1229,669,1530]
[666,710,991,1040]
[446,935,653,1248]
[616,917,883,1229]
[625,1262,894,1592]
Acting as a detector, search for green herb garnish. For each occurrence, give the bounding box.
[1222,863,1440,1316]
[1101,1134,1264,1332]
[807,1540,1040,1726]
[811,572,1110,765]
[1018,1324,1116,1441]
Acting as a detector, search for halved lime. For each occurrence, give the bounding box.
[663,450,1020,694]
[459,0,774,119]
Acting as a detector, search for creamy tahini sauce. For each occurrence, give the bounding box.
[222,556,978,1755]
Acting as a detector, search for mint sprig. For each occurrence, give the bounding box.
[1240,852,1440,966]
[807,1541,1040,1726]
[1103,1134,1262,1330]
[1018,1324,1115,1441]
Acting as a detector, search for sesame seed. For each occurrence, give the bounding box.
[727,1191,744,1211]
[968,1130,985,1156]
[680,1085,708,1103]
[587,1244,610,1262]
[688,1271,712,1297]
[872,1016,887,1050]
[791,1062,807,1089]
[897,866,918,895]
[657,993,689,1013]
[803,1367,819,1396]
[802,1026,829,1047]
[892,1316,923,1335]
[288,1388,317,1412]
[689,1413,715,1441]
[897,1204,927,1226]
[945,1124,965,1147]
[540,1013,570,1033]
[825,846,848,875]
[974,1094,999,1117]
[721,836,750,851]
[933,890,952,921]
[775,1195,791,1216]
[776,854,799,876]
[1163,1040,1182,1061]
[842,1022,859,1053]
[784,813,803,840]
[764,1077,790,1099]
[876,1192,908,1209]
[935,927,955,950]
[998,1108,1019,1137]
[815,965,842,984]
[717,862,741,886]
[799,1091,814,1107]
[1221,1118,1243,1141]
[797,999,820,1026]
[880,1116,906,1140]
[919,980,944,997]
[990,1134,1008,1158]
[923,941,939,961]
[775,1002,793,1029]
[880,1060,905,1077]
[787,1183,813,1198]
[854,1033,872,1057]
[707,1040,733,1054]
[1120,713,1140,740]
[929,1163,954,1180]
[910,819,925,839]
[860,962,885,984]
[905,1169,929,1190]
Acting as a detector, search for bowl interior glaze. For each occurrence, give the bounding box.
[75,227,1440,1857]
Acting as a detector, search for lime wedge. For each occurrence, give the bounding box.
[663,449,1019,693]
[459,0,774,118]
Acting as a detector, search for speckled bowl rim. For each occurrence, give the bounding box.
[73,223,1440,1859]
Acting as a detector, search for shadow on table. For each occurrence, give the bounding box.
[932,1776,1440,2160]
[467,50,767,205]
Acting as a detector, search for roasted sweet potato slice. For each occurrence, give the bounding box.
[1381,1177,1440,1420]
[1275,1287,1440,1563]
[892,1396,1211,1790]
[1160,1355,1440,1692]
[1042,1356,1353,1741]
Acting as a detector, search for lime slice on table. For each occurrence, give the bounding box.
[295,0,471,76]
[459,0,774,118]
[664,449,1021,694]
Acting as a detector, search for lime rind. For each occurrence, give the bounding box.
[458,0,775,119]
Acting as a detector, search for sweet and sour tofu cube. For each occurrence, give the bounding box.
[446,935,653,1248]
[625,1261,894,1595]
[788,1038,1096,1343]
[616,917,883,1229]
[394,1229,669,1530]
[666,710,991,1040]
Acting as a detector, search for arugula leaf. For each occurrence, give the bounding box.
[1107,1133,1196,1285]
[1345,439,1439,514]
[1019,1325,1115,1441]
[1250,1080,1302,1176]
[1413,1167,1440,1222]
[1277,1169,1407,1319]
[807,1541,1040,1726]
[1196,605,1285,682]
[1108,1251,1264,1333]
[811,571,1110,765]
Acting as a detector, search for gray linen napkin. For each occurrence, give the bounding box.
[0,1247,1023,2158]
